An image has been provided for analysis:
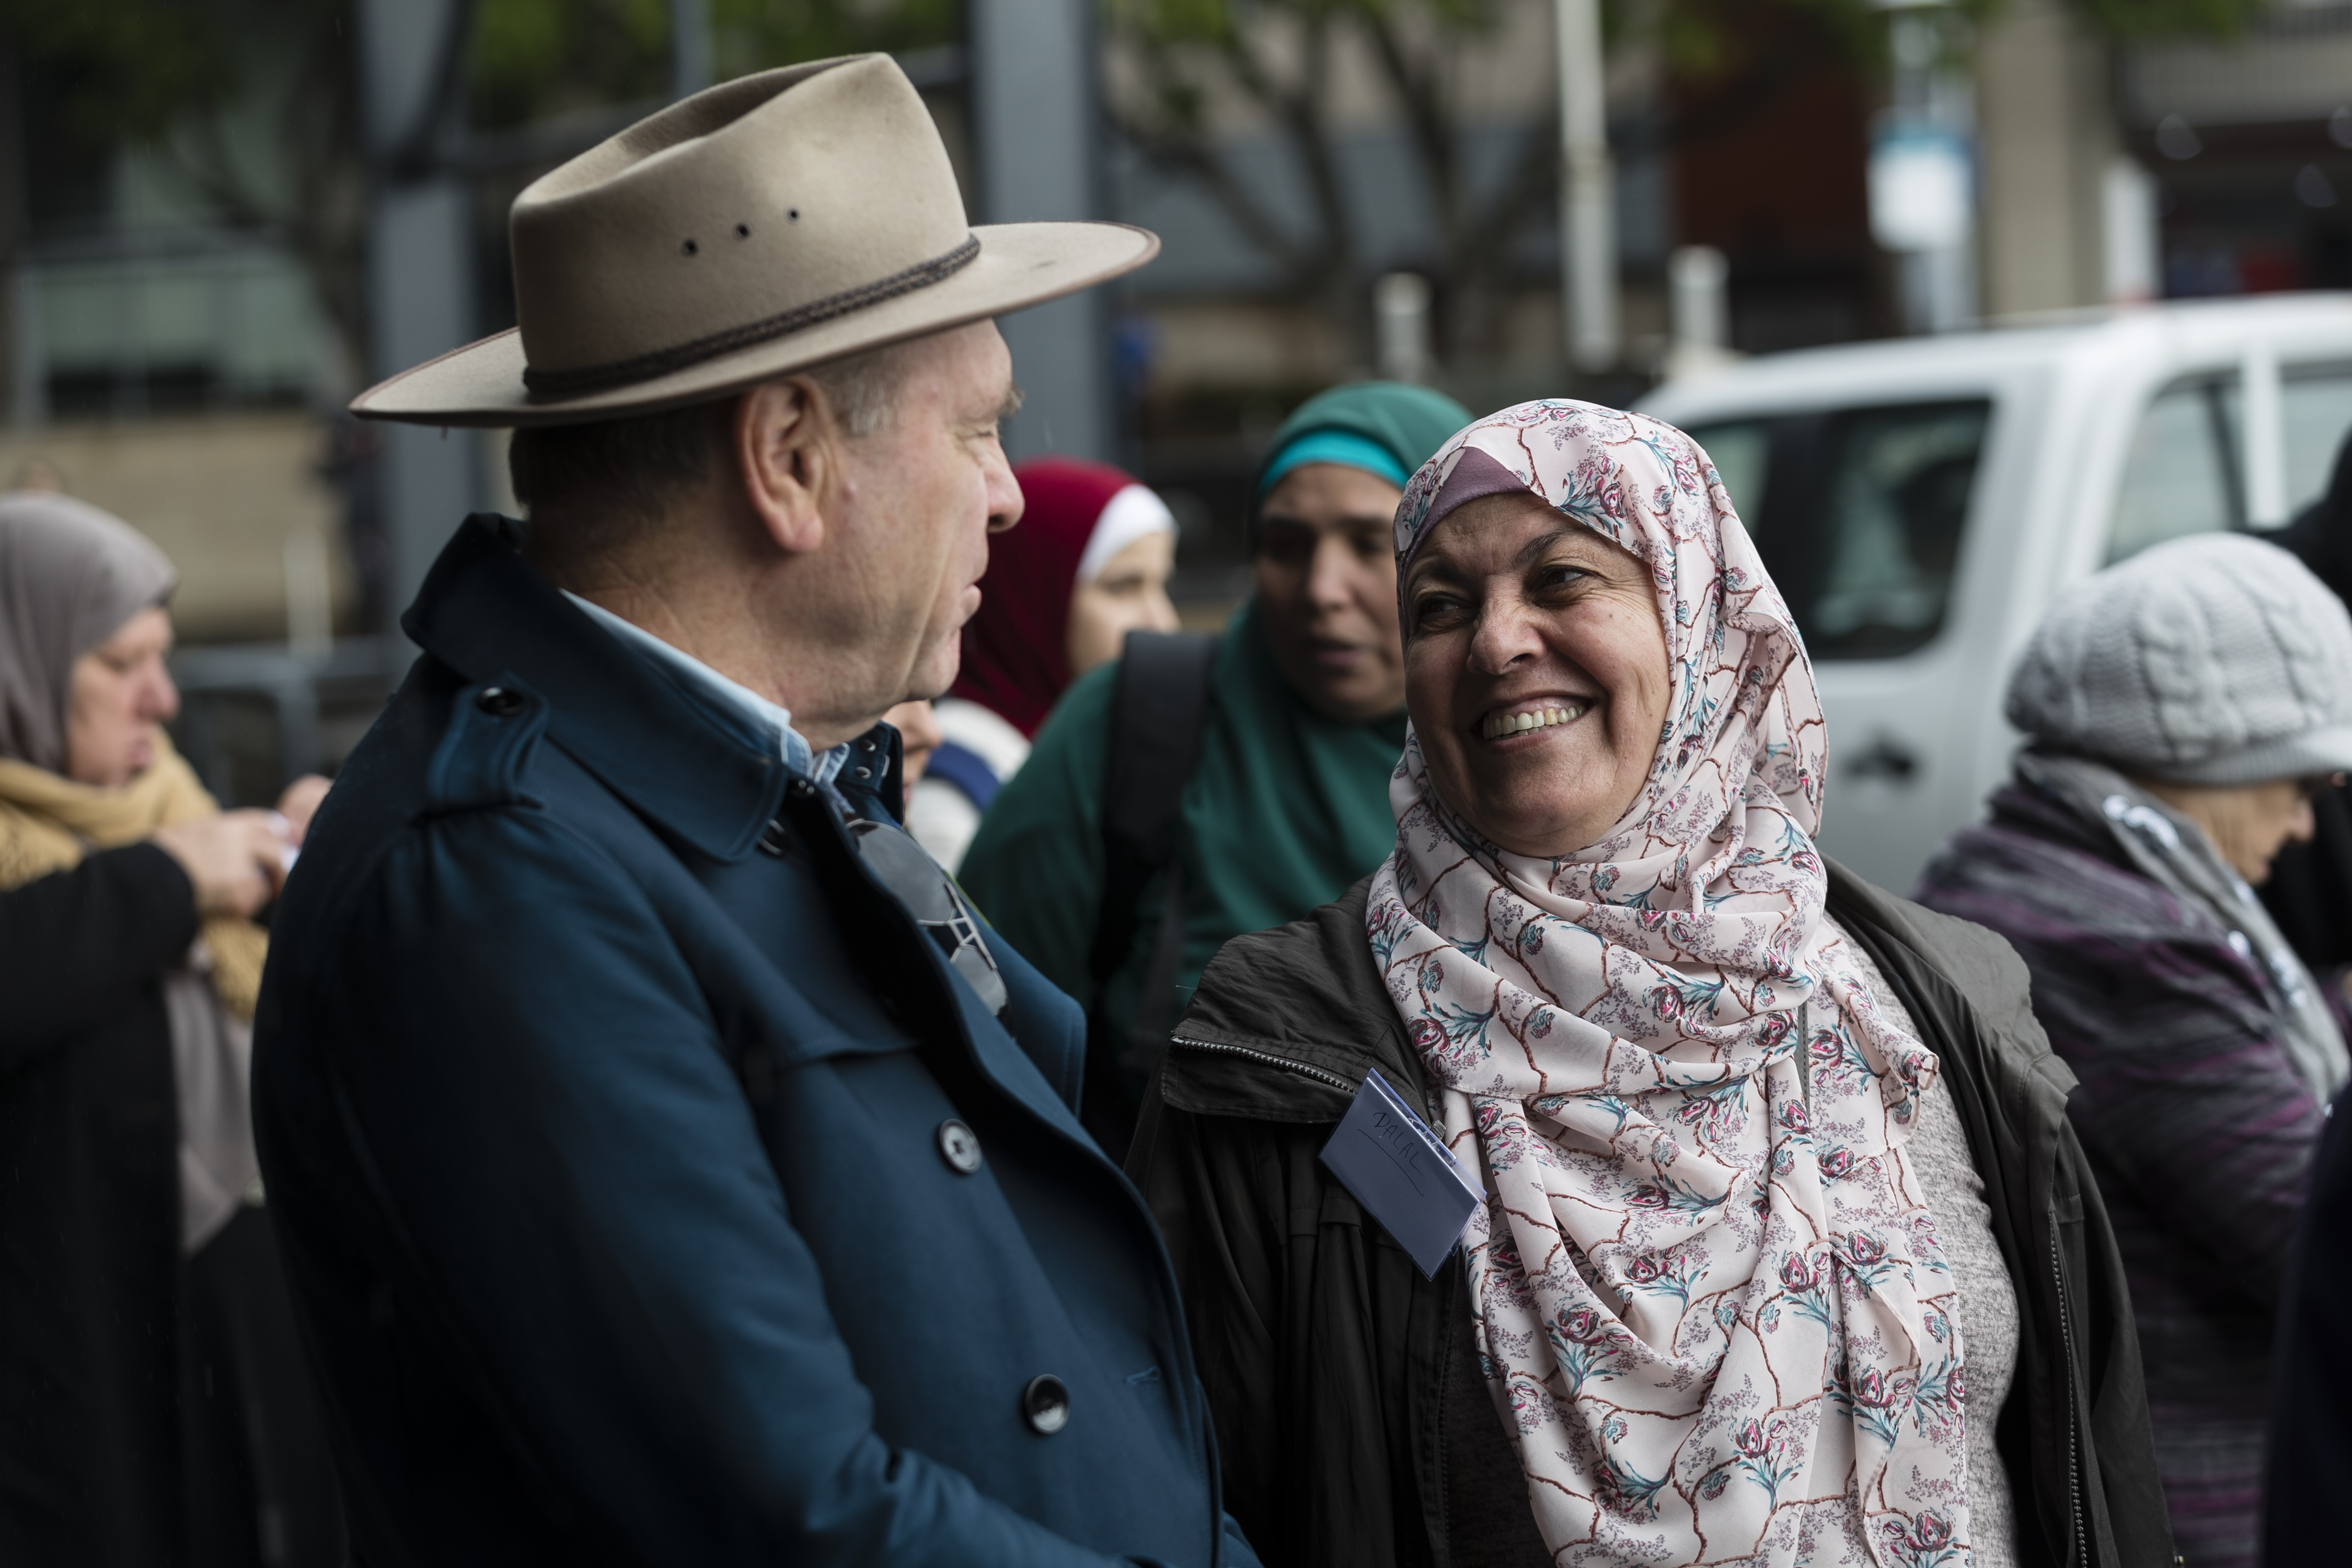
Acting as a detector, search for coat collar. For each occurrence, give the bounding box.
[402,514,791,862]
[1163,874,1419,1122]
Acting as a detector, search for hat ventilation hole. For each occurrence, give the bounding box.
[735,223,751,239]
[787,207,800,222]
[682,238,699,256]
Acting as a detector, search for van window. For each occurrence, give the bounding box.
[1685,399,1991,661]
[2108,378,2240,563]
[2286,364,2352,512]
[1691,420,1771,529]
[2107,365,2352,564]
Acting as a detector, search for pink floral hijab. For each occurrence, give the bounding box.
[1370,401,1970,1565]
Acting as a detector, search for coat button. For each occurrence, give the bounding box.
[1021,1374,1070,1435]
[936,1119,982,1174]
[476,685,525,717]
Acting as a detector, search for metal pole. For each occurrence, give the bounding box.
[1666,245,1732,381]
[970,0,1107,462]
[1556,0,1618,373]
[673,0,713,101]
[359,0,480,627]
[2242,339,2287,528]
[1374,273,1432,384]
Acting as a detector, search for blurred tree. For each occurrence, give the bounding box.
[467,0,962,129]
[1103,0,1567,367]
[468,0,674,128]
[1105,0,2273,368]
[2,0,966,382]
[1,0,365,383]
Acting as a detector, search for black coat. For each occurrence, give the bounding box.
[2266,429,2352,973]
[2263,1078,2352,1563]
[0,844,194,1565]
[1129,862,2177,1568]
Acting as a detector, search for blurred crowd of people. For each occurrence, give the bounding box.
[11,54,2352,1568]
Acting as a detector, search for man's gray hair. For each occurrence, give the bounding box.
[807,341,908,439]
[506,340,910,540]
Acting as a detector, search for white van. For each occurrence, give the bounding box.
[1640,294,2352,895]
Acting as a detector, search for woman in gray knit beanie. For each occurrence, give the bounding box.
[1917,531,2352,1568]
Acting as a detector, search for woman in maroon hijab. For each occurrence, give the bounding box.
[909,456,1179,868]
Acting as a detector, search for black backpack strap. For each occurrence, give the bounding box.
[1088,630,1220,988]
[1082,629,1219,1155]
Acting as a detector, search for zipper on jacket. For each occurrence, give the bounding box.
[1168,1034,1355,1092]
[2049,1218,2086,1567]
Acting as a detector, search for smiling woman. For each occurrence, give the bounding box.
[1398,490,1670,857]
[1130,401,2176,1568]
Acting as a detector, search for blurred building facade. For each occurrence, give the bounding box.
[0,22,359,645]
[4,0,2351,792]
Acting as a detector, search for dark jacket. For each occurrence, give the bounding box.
[1130,862,2176,1568]
[1916,780,2337,1568]
[253,516,1256,1568]
[0,844,192,1566]
[2263,1077,2352,1565]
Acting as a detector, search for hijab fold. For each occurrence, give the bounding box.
[1370,401,1969,1566]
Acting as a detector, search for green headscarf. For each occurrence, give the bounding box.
[1249,381,1474,545]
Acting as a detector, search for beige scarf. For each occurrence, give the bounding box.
[0,732,268,1020]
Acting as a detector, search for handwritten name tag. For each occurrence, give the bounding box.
[1318,1069,1483,1279]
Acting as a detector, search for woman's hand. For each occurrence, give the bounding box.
[152,811,290,919]
[274,774,333,847]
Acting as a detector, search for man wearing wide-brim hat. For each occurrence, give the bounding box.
[254,57,1261,1565]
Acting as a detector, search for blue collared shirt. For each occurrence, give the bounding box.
[563,591,849,789]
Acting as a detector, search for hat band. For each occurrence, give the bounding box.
[521,233,983,399]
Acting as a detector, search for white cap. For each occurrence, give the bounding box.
[1075,484,1177,586]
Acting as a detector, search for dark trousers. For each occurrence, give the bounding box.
[179,1207,343,1568]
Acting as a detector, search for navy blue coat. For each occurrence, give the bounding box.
[253,516,1258,1567]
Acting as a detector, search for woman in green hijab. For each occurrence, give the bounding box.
[959,382,1471,1152]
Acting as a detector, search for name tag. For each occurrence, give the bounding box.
[1318,1069,1483,1279]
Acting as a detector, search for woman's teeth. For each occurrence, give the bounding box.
[1481,704,1587,741]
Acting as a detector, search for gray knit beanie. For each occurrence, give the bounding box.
[2005,532,2352,786]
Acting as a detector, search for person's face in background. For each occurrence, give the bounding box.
[1066,529,1179,677]
[881,698,945,787]
[2139,774,2338,885]
[64,604,179,789]
[1253,463,1407,722]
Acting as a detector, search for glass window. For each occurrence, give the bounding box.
[2284,365,2352,515]
[2107,377,2239,564]
[1801,403,1989,657]
[1689,420,1771,534]
[1687,400,1991,660]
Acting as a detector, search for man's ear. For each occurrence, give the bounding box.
[735,377,833,555]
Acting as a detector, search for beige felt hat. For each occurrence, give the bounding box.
[351,54,1159,428]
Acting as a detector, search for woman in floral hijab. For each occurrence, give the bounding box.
[1131,400,2172,1568]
